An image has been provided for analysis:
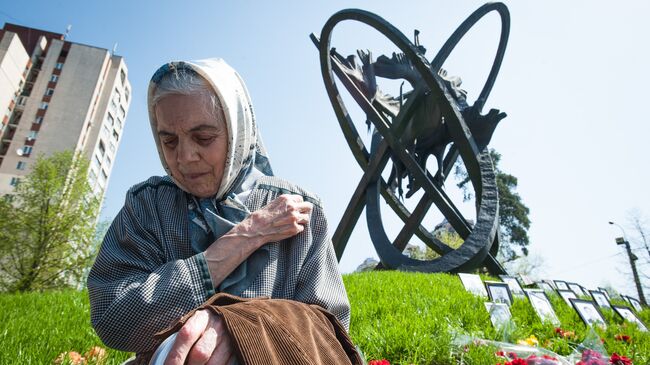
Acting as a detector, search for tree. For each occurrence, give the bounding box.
[455,149,531,262]
[0,150,101,292]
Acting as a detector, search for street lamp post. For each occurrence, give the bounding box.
[609,221,647,306]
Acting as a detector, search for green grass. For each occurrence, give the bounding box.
[344,271,650,364]
[0,290,132,365]
[0,272,648,364]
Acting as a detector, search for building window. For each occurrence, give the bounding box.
[120,69,126,84]
[27,131,38,140]
[119,105,126,119]
[116,118,123,130]
[45,88,54,96]
[17,96,27,106]
[22,146,33,155]
[98,169,108,187]
[88,170,97,186]
[102,124,110,138]
[110,99,117,113]
[10,177,21,186]
[104,154,112,168]
[55,62,64,70]
[50,75,59,83]
[93,154,101,172]
[113,89,121,103]
[125,87,130,103]
[105,113,114,126]
[98,140,105,156]
[40,102,49,110]
[35,116,43,124]
[109,141,116,154]
[16,161,27,170]
[112,130,120,142]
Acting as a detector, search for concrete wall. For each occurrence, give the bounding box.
[0,31,29,130]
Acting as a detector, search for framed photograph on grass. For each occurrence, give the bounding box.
[458,273,488,297]
[557,289,578,307]
[597,287,612,301]
[484,302,512,329]
[570,299,607,328]
[486,281,513,306]
[537,281,554,293]
[589,290,612,309]
[568,282,587,297]
[613,306,648,332]
[518,274,535,286]
[525,289,560,326]
[554,280,569,291]
[499,275,525,297]
[624,296,643,312]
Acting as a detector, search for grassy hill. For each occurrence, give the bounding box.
[0,272,647,364]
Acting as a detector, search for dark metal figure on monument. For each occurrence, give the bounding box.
[311,3,511,275]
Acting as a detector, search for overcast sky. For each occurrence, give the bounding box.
[3,1,648,300]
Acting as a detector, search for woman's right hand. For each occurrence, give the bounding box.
[233,194,313,246]
[203,194,313,287]
[232,194,313,247]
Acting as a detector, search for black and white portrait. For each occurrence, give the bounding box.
[557,289,577,307]
[525,289,560,326]
[499,275,525,297]
[589,290,611,309]
[571,299,607,328]
[458,273,488,297]
[484,302,512,329]
[613,306,647,332]
[486,282,513,306]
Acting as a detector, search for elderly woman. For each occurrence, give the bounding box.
[87,59,350,364]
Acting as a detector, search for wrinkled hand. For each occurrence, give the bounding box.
[237,194,313,247]
[164,310,233,365]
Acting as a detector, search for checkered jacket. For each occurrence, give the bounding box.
[87,175,350,354]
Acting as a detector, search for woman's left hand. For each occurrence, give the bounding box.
[164,309,233,365]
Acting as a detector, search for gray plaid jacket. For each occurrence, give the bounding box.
[87,175,350,354]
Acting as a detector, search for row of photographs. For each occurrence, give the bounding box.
[458,273,647,331]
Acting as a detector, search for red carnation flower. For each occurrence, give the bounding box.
[609,353,632,365]
[614,334,631,343]
[368,360,390,365]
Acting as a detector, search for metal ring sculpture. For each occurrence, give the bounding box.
[313,3,510,274]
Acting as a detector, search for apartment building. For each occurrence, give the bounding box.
[0,23,130,199]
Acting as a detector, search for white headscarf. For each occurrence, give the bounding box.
[147,58,272,201]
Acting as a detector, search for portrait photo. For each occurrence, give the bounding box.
[589,290,611,309]
[557,289,578,307]
[568,282,587,296]
[571,299,607,329]
[458,273,488,297]
[486,281,513,306]
[484,302,512,329]
[597,287,612,301]
[499,275,525,297]
[554,280,569,291]
[624,296,643,312]
[536,281,554,293]
[525,289,560,326]
[613,306,648,332]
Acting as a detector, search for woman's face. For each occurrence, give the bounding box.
[155,93,228,198]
